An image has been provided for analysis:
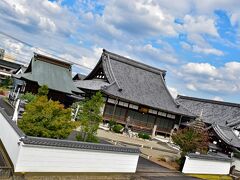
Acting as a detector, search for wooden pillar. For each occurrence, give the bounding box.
[112,98,118,121]
[151,124,157,138]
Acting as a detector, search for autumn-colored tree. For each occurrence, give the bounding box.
[74,91,104,142]
[172,127,209,156]
[18,86,78,139]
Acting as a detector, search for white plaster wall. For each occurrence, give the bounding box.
[15,145,139,173]
[0,111,139,173]
[232,157,240,171]
[182,156,231,175]
[0,112,21,168]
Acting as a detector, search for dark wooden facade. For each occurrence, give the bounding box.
[102,97,179,135]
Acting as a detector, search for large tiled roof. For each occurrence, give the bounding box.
[176,95,240,126]
[17,53,83,94]
[81,49,194,116]
[213,124,240,148]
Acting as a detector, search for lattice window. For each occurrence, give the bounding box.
[94,68,106,80]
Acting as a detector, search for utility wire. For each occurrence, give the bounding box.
[0,30,93,70]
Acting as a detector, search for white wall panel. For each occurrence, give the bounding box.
[182,156,231,175]
[16,145,139,173]
[0,113,21,168]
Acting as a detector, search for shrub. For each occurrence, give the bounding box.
[0,88,6,95]
[18,95,79,139]
[74,92,104,142]
[20,92,36,103]
[76,133,99,143]
[112,124,124,133]
[38,85,49,96]
[172,127,209,156]
[138,132,151,139]
[109,119,116,130]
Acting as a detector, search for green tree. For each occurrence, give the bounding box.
[38,85,49,96]
[74,92,104,142]
[172,127,209,156]
[18,94,78,139]
[1,76,13,88]
[20,92,36,103]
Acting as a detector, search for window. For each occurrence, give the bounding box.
[156,117,174,131]
[104,104,114,115]
[108,98,117,104]
[115,106,126,117]
[129,104,138,110]
[149,109,157,114]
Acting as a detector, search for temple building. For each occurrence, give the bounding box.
[13,53,83,106]
[176,95,240,154]
[0,49,22,82]
[75,49,194,136]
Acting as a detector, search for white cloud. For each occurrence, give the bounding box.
[212,96,224,101]
[182,15,219,37]
[186,84,197,91]
[101,0,178,37]
[181,61,240,93]
[192,45,224,56]
[179,17,223,56]
[168,87,179,98]
[182,63,218,77]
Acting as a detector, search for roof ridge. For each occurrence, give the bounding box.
[159,73,180,108]
[177,95,240,108]
[103,49,166,75]
[21,136,139,153]
[34,53,72,68]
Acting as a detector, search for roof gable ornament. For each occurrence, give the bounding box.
[103,52,122,92]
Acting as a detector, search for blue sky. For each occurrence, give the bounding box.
[0,0,239,102]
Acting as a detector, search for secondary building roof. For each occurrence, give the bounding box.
[76,49,194,116]
[16,53,83,94]
[213,123,240,148]
[187,152,232,162]
[176,95,240,126]
[176,95,240,149]
[73,73,86,81]
[0,59,21,70]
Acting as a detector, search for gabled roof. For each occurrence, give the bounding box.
[79,49,194,116]
[0,59,21,70]
[213,124,240,148]
[176,95,240,126]
[17,53,83,94]
[73,73,86,81]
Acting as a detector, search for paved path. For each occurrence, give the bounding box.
[97,129,180,163]
[135,157,200,180]
[95,130,200,179]
[0,96,14,116]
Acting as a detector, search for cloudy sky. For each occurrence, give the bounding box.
[0,0,239,102]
